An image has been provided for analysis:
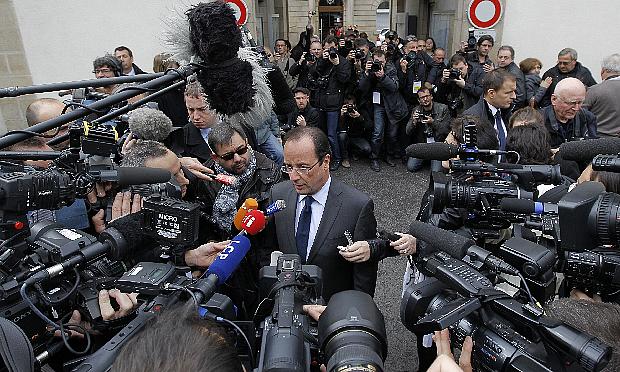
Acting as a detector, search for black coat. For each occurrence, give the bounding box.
[287,104,320,129]
[436,64,485,115]
[540,62,597,107]
[540,105,597,148]
[314,58,352,111]
[463,97,508,150]
[358,62,409,123]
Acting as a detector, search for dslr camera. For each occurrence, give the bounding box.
[448,68,462,80]
[405,51,418,64]
[328,47,339,59]
[370,61,383,73]
[354,49,366,60]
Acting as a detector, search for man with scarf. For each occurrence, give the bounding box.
[202,121,282,319]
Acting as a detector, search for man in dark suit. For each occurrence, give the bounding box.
[167,80,219,163]
[463,69,516,154]
[268,126,379,301]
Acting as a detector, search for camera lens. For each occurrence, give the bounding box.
[591,192,620,247]
[319,291,387,372]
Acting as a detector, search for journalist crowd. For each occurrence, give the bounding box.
[3,2,620,371]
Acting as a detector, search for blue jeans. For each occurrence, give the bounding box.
[407,158,442,173]
[258,133,284,167]
[320,110,341,161]
[371,105,399,159]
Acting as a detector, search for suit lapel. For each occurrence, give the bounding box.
[282,185,298,253]
[307,180,343,263]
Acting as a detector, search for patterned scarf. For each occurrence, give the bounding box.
[211,147,257,234]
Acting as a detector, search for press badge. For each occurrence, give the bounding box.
[412,81,422,93]
[373,91,381,104]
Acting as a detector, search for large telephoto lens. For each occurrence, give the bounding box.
[318,291,387,372]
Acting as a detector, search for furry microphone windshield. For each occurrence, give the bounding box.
[164,1,274,128]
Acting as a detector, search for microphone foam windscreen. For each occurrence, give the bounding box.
[409,220,473,258]
[233,198,258,230]
[558,138,620,161]
[207,234,251,285]
[117,167,172,186]
[241,209,266,235]
[104,212,148,259]
[128,107,173,142]
[405,143,457,161]
[499,198,536,214]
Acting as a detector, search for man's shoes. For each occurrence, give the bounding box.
[371,160,380,172]
[341,159,351,168]
[330,160,341,171]
[385,156,396,167]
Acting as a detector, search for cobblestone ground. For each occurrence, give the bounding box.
[332,157,430,372]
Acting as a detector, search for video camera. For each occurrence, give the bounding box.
[401,246,612,372]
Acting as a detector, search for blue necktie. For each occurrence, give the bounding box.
[495,110,506,151]
[296,196,314,263]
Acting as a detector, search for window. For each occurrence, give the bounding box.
[376,1,390,32]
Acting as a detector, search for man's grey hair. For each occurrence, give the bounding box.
[207,121,247,153]
[558,48,578,61]
[184,75,205,98]
[498,45,515,59]
[121,140,170,167]
[602,53,620,74]
[128,107,173,142]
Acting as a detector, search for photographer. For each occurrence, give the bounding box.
[397,36,433,108]
[405,87,451,173]
[289,40,323,92]
[359,49,409,172]
[338,95,372,168]
[426,48,448,87]
[286,87,320,131]
[465,34,495,74]
[382,30,403,65]
[436,54,484,117]
[313,35,352,171]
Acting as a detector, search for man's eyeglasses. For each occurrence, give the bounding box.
[217,145,249,161]
[557,60,575,66]
[418,94,432,100]
[281,158,322,174]
[93,68,113,74]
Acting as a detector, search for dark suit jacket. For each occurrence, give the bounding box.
[268,178,378,301]
[166,123,213,164]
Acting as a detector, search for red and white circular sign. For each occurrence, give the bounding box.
[226,0,248,26]
[468,0,502,29]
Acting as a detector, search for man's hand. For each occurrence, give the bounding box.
[121,132,138,155]
[441,69,450,83]
[454,76,466,88]
[421,115,434,125]
[365,60,373,73]
[184,240,230,268]
[91,191,142,234]
[400,58,408,73]
[302,304,326,321]
[429,329,473,372]
[482,63,494,73]
[390,233,416,256]
[99,289,138,321]
[299,52,307,64]
[347,50,356,62]
[375,66,385,79]
[180,156,215,181]
[296,115,307,127]
[338,241,371,262]
[570,288,602,302]
[86,182,113,205]
[541,76,553,89]
[330,53,340,65]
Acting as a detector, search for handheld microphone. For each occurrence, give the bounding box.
[240,209,267,235]
[592,154,620,173]
[128,107,173,142]
[409,221,518,275]
[499,198,558,215]
[94,167,172,186]
[405,143,508,161]
[233,198,259,230]
[558,138,620,162]
[265,199,286,216]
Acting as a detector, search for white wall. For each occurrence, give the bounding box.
[12,0,202,92]
[502,0,617,83]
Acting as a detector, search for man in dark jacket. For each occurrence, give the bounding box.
[114,46,146,75]
[436,54,485,117]
[203,122,282,319]
[497,46,526,110]
[463,69,516,154]
[359,49,409,172]
[540,48,597,107]
[287,87,320,130]
[466,35,495,73]
[397,36,433,108]
[405,87,451,172]
[314,35,351,171]
[541,77,597,148]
